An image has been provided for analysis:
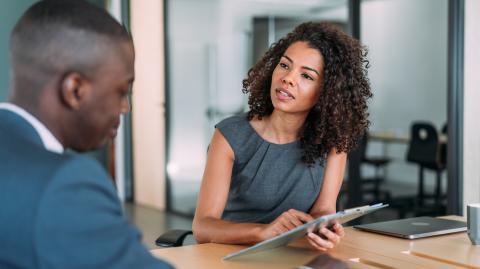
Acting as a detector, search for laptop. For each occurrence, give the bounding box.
[354,217,467,239]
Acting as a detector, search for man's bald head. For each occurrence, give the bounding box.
[10,0,132,99]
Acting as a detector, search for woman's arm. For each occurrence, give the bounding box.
[307,148,347,250]
[310,148,347,216]
[192,129,265,244]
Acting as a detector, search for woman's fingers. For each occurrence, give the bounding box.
[333,223,345,237]
[285,213,303,228]
[320,227,340,245]
[281,220,297,230]
[276,226,289,235]
[280,209,314,230]
[307,232,331,250]
[277,213,296,230]
[272,211,344,251]
[271,209,318,238]
[306,223,344,251]
[291,209,315,223]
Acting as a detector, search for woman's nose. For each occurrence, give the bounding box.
[282,72,295,87]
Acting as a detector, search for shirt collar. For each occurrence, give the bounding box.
[0,103,64,154]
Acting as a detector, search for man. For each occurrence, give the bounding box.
[0,1,172,268]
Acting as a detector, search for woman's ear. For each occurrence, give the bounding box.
[60,72,91,110]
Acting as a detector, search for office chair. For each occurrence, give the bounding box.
[406,122,446,215]
[340,133,391,211]
[155,229,193,247]
[439,123,447,166]
[156,144,215,248]
[359,133,391,201]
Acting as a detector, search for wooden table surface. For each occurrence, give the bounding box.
[152,216,478,269]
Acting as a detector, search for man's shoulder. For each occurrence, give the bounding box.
[36,153,118,223]
[0,132,106,182]
[44,153,114,198]
[52,153,108,178]
[32,155,175,269]
[0,131,112,207]
[0,110,112,199]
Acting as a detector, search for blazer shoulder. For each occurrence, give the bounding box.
[52,154,114,188]
[33,154,173,269]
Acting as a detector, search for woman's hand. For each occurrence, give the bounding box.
[259,209,314,241]
[306,222,344,251]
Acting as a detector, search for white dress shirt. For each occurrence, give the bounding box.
[0,102,64,154]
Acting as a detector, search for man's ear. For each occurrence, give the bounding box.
[60,72,91,110]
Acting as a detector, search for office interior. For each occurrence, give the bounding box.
[1,0,479,250]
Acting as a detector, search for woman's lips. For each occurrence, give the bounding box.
[275,88,295,100]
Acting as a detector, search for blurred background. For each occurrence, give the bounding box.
[1,0,479,249]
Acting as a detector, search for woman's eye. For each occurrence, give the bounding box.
[302,73,314,81]
[279,62,288,69]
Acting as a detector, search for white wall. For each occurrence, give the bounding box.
[361,0,448,191]
[130,1,167,210]
[463,0,480,214]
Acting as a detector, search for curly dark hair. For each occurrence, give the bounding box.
[243,22,372,165]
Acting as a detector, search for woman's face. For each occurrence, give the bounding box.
[270,41,324,115]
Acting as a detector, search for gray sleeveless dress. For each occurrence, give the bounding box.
[215,114,325,224]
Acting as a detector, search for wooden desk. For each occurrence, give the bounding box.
[152,217,478,269]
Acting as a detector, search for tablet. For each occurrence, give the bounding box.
[223,203,388,260]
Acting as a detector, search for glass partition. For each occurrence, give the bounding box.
[361,0,449,217]
[166,0,348,215]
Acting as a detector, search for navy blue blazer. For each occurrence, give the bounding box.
[0,109,173,269]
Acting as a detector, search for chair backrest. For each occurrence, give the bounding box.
[346,133,366,207]
[439,122,448,165]
[357,133,368,160]
[406,122,439,167]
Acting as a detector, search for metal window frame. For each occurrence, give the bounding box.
[447,0,464,215]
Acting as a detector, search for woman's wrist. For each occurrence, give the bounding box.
[251,224,268,242]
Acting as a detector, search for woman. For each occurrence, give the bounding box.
[193,22,371,251]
